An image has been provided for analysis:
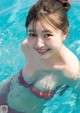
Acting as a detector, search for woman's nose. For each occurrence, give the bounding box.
[36,38,45,48]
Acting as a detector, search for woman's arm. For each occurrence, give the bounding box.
[0,77,12,94]
[64,62,80,95]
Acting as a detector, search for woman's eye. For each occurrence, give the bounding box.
[29,33,37,37]
[44,34,53,38]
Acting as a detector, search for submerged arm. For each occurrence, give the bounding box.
[0,77,12,94]
[63,63,80,96]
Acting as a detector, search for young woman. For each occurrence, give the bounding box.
[0,0,80,113]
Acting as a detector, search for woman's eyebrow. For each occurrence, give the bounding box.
[42,30,53,33]
[28,29,35,32]
[28,29,54,33]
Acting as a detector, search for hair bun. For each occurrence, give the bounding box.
[59,0,71,11]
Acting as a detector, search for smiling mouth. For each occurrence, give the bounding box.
[36,49,51,55]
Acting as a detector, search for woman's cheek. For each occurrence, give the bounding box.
[27,37,35,46]
[47,39,56,47]
[47,38,62,48]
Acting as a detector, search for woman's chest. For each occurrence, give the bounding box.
[34,68,67,90]
[34,74,58,91]
[7,80,46,113]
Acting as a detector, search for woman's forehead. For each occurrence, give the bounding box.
[28,19,58,32]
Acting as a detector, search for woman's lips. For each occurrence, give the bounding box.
[36,49,51,55]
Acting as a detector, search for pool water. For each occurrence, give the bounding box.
[0,0,80,113]
[0,0,37,81]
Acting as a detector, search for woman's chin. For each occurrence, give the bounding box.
[36,51,52,60]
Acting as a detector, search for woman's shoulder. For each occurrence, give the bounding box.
[21,39,28,53]
[20,39,34,59]
[20,39,31,57]
[21,39,28,46]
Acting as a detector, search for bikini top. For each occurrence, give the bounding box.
[18,69,69,100]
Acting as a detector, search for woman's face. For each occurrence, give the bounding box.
[27,20,67,59]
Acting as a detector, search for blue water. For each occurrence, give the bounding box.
[0,0,37,81]
[0,0,80,113]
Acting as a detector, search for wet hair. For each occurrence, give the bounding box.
[25,0,71,32]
